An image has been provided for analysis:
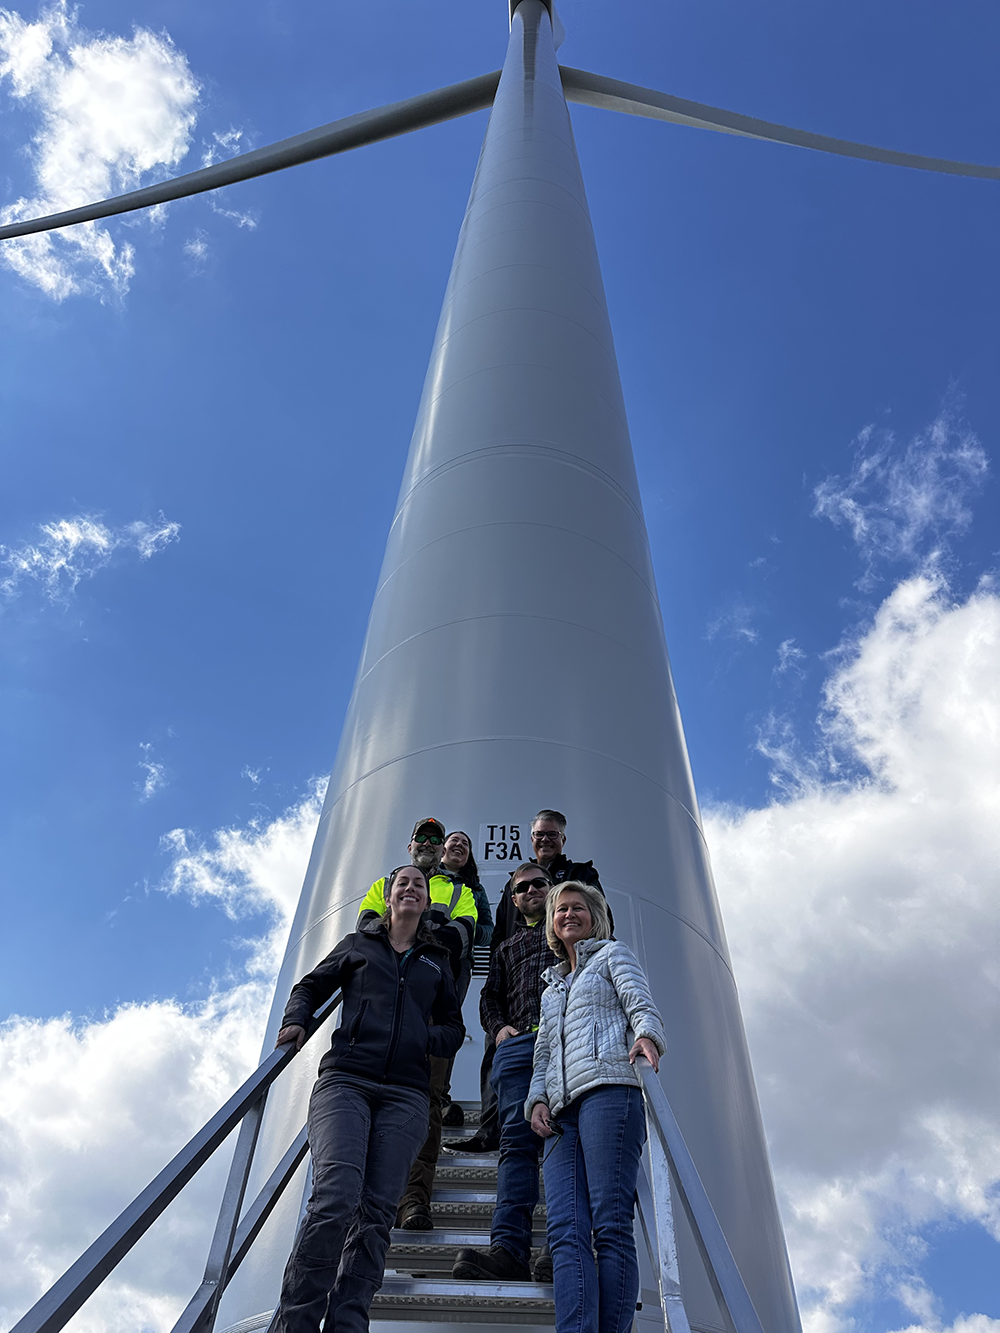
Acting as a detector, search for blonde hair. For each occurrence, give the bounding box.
[545,881,611,962]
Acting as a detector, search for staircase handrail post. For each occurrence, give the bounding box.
[636,1059,765,1333]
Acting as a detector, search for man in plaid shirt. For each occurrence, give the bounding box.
[453,862,556,1283]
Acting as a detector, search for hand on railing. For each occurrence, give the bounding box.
[275,1025,307,1052]
[629,1038,660,1073]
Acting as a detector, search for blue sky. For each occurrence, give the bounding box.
[1,2,998,1331]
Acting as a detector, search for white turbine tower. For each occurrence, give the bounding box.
[6,4,995,1332]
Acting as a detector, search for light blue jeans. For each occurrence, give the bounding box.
[542,1084,646,1333]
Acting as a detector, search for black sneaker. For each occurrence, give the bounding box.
[443,1132,498,1153]
[453,1246,530,1281]
[532,1249,553,1283]
[441,1101,465,1128]
[397,1204,433,1230]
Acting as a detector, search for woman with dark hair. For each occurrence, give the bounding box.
[440,830,494,952]
[272,865,464,1333]
[526,881,665,1333]
[439,830,494,1128]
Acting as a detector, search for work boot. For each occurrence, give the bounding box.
[531,1248,553,1283]
[453,1246,530,1282]
[441,1100,465,1128]
[397,1203,433,1231]
[443,1131,498,1153]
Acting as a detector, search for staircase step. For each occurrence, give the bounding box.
[427,1201,546,1228]
[434,1164,499,1183]
[431,1189,500,1204]
[372,1279,554,1325]
[388,1232,552,1276]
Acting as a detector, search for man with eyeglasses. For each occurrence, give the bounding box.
[356,817,478,1230]
[449,810,606,1170]
[452,862,557,1283]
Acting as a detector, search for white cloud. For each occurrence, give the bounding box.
[183,228,208,262]
[813,403,989,587]
[159,777,326,976]
[707,599,759,643]
[0,1,199,299]
[890,1319,1000,1333]
[201,125,250,169]
[0,782,323,1333]
[0,987,271,1333]
[775,637,806,676]
[137,742,167,801]
[706,571,1000,1332]
[0,512,180,602]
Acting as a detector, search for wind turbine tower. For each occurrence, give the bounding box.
[222,4,799,1329]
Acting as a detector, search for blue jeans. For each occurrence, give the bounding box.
[490,1032,543,1265]
[275,1072,429,1333]
[542,1084,646,1333]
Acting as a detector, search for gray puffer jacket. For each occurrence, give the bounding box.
[524,938,666,1119]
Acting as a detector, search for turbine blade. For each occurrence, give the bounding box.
[0,71,501,242]
[560,66,1000,181]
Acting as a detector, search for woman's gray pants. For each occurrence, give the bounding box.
[275,1071,430,1333]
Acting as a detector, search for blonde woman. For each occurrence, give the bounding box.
[526,882,665,1333]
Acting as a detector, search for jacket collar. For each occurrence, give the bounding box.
[360,917,434,951]
[542,937,610,986]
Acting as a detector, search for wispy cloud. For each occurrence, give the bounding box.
[0,1,199,299]
[0,512,180,602]
[813,401,989,588]
[707,599,759,644]
[182,228,208,263]
[137,742,167,802]
[200,125,250,169]
[774,637,806,676]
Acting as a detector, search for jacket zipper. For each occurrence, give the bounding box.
[348,1000,369,1046]
[593,1021,600,1060]
[381,948,414,1080]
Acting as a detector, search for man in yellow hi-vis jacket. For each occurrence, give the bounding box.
[356,816,478,968]
[357,816,478,1230]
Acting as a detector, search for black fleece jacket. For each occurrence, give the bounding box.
[281,920,465,1093]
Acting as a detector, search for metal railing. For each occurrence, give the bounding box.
[11,994,342,1333]
[636,1059,766,1333]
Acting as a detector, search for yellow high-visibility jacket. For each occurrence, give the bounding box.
[358,872,478,960]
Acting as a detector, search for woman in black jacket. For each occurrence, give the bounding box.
[272,865,465,1333]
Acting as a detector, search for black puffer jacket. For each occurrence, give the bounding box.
[280,920,465,1092]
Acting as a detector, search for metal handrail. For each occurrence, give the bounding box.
[11,994,341,1333]
[636,1059,765,1333]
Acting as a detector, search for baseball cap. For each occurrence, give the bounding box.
[411,817,446,840]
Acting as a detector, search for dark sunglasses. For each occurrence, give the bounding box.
[413,833,443,845]
[513,877,550,893]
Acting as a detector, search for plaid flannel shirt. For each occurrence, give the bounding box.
[479,920,558,1042]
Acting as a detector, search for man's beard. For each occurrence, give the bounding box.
[412,848,439,871]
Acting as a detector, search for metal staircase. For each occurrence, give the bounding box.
[10,990,765,1333]
[372,1103,554,1326]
